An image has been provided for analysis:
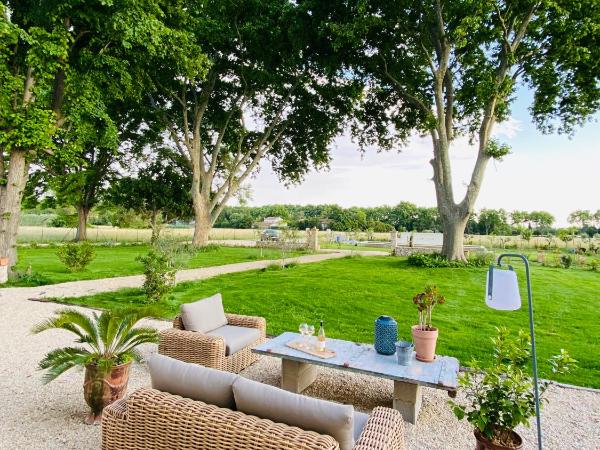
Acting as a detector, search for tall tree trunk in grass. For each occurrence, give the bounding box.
[75,206,90,242]
[191,189,212,246]
[0,150,30,266]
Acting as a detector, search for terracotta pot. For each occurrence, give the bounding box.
[411,325,438,362]
[0,257,8,266]
[83,361,131,425]
[474,429,523,450]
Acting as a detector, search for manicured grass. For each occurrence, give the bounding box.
[50,256,600,388]
[6,245,307,286]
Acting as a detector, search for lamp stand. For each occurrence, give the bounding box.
[496,253,542,450]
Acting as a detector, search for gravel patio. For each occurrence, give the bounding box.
[1,273,599,449]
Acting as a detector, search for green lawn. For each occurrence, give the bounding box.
[6,245,307,286]
[49,256,600,388]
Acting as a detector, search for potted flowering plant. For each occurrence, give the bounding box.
[411,285,445,362]
[450,327,576,450]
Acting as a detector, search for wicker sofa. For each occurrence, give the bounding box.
[158,294,266,373]
[102,388,405,450]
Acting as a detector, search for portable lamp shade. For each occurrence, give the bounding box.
[486,266,521,311]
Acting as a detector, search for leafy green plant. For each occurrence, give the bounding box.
[407,252,491,268]
[56,241,95,272]
[9,269,51,287]
[450,327,576,447]
[32,308,158,383]
[521,228,533,242]
[412,285,445,330]
[136,248,176,303]
[560,254,573,269]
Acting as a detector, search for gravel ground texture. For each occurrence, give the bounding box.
[0,254,598,449]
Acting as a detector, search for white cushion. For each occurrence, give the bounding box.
[206,325,260,356]
[353,411,370,441]
[180,293,227,333]
[148,354,238,409]
[233,377,355,450]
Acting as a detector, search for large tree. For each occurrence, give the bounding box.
[147,0,360,246]
[0,2,67,265]
[110,150,192,242]
[0,0,178,266]
[330,0,600,259]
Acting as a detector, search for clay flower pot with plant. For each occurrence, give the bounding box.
[411,285,445,362]
[32,308,158,425]
[450,327,576,450]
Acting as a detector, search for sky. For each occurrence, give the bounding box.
[242,89,599,227]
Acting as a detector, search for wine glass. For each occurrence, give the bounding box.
[307,325,315,348]
[298,323,308,348]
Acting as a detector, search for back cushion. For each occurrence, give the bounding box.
[148,354,238,409]
[180,293,228,333]
[233,377,355,450]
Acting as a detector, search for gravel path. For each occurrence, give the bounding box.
[0,250,598,449]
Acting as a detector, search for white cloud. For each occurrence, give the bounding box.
[241,117,598,227]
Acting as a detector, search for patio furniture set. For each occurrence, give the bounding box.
[102,293,460,450]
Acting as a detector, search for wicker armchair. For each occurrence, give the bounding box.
[158,313,266,373]
[102,388,405,450]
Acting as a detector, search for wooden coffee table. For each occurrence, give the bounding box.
[252,332,459,424]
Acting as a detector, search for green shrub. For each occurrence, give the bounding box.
[590,260,599,272]
[56,242,95,272]
[467,252,495,267]
[263,263,284,272]
[48,212,78,228]
[407,252,492,268]
[193,243,220,253]
[136,249,176,303]
[9,269,52,286]
[560,254,573,269]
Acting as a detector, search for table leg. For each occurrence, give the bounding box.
[281,359,318,393]
[393,381,422,424]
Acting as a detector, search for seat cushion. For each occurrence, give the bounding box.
[180,293,227,333]
[148,354,238,409]
[353,411,370,441]
[206,325,260,356]
[233,377,355,450]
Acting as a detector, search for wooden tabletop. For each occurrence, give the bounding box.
[252,332,459,391]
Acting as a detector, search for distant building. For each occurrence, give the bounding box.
[254,216,286,229]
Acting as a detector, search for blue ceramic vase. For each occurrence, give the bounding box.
[374,316,398,355]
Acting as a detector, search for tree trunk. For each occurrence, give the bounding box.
[150,210,162,244]
[440,215,469,261]
[192,190,211,246]
[0,150,29,269]
[75,206,90,241]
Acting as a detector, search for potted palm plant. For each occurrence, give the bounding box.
[32,308,158,424]
[450,327,576,449]
[411,285,445,362]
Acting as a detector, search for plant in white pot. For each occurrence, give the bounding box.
[450,327,576,450]
[32,308,158,424]
[411,285,445,362]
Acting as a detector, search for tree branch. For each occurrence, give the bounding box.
[381,56,431,116]
[208,94,246,177]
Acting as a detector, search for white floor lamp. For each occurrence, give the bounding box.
[485,253,542,450]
